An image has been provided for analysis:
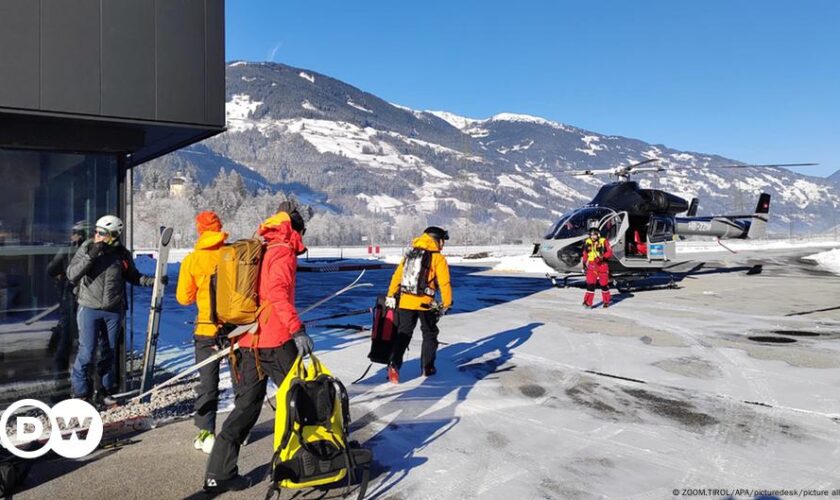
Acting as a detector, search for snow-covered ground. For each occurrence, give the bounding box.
[18,245,840,500]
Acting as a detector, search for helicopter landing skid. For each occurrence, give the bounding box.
[545,272,585,288]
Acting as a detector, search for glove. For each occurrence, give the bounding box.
[292,328,314,357]
[384,296,397,309]
[215,324,235,349]
[87,242,105,260]
[160,275,169,286]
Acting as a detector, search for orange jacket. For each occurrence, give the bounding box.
[240,212,306,349]
[387,233,452,311]
[176,230,228,336]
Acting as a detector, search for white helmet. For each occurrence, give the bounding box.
[95,215,123,237]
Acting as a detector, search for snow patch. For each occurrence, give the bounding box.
[492,255,556,274]
[575,135,606,156]
[299,71,315,83]
[356,193,404,212]
[225,94,263,132]
[803,248,840,275]
[347,99,373,114]
[488,112,569,131]
[228,61,247,67]
[426,110,479,130]
[301,100,319,112]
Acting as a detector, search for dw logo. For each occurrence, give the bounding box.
[0,399,103,459]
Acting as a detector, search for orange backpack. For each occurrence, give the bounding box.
[211,239,264,325]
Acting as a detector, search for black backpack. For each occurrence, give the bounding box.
[0,449,32,498]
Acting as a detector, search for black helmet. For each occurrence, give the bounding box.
[424,226,449,241]
[278,200,306,235]
[587,220,600,234]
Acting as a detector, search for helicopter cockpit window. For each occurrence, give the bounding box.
[551,208,614,240]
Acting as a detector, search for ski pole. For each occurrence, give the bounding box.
[131,272,372,403]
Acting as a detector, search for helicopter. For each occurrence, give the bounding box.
[534,158,817,289]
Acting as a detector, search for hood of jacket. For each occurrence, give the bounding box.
[259,212,306,254]
[411,233,441,252]
[194,230,227,250]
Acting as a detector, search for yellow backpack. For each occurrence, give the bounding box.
[211,239,264,325]
[268,354,372,499]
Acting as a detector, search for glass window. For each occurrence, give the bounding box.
[0,149,119,406]
[551,207,614,240]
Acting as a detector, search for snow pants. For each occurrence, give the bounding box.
[583,262,611,307]
[194,335,221,433]
[205,342,298,483]
[390,308,439,371]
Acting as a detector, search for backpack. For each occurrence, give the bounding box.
[0,449,33,497]
[268,354,372,499]
[368,296,397,365]
[211,239,264,325]
[399,248,433,297]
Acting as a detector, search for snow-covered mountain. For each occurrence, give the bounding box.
[141,61,839,233]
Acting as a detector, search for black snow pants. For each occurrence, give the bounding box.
[205,341,298,482]
[193,336,221,433]
[390,308,439,371]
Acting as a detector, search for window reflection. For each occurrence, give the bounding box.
[0,149,119,406]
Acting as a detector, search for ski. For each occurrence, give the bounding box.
[138,226,174,401]
[130,270,372,403]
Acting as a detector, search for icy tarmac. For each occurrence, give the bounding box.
[15,250,840,499]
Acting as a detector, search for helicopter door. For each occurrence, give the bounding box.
[647,215,675,261]
[600,211,628,260]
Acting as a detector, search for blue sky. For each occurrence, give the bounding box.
[226,1,839,177]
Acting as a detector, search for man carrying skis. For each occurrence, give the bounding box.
[204,204,315,494]
[384,226,453,383]
[66,215,160,406]
[176,211,228,454]
[581,222,613,309]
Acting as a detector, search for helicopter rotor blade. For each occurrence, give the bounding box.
[625,158,660,170]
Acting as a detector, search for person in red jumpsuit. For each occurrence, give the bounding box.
[581,225,614,309]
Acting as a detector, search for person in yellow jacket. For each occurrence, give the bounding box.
[385,226,453,383]
[176,211,228,454]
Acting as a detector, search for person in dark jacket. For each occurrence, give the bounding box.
[47,220,88,373]
[204,206,314,494]
[66,215,161,405]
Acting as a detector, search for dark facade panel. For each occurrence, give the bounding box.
[156,0,206,124]
[0,0,40,109]
[102,0,156,120]
[205,0,226,126]
[40,0,102,115]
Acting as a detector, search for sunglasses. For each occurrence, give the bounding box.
[95,228,111,237]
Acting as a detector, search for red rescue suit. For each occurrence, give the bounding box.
[581,236,613,307]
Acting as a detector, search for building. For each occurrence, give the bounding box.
[0,0,225,404]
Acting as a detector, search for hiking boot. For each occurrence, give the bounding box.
[602,302,610,309]
[203,474,250,494]
[387,365,400,384]
[194,430,215,454]
[94,390,118,407]
[423,366,437,377]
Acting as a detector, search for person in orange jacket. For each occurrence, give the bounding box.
[581,224,614,308]
[204,203,313,494]
[385,226,453,383]
[176,211,228,454]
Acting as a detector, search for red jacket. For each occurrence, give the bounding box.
[240,212,306,349]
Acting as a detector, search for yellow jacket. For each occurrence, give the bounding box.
[387,233,452,311]
[176,230,228,336]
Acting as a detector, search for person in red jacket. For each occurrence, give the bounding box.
[204,205,313,494]
[581,224,614,308]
